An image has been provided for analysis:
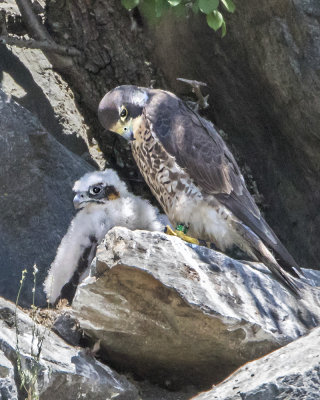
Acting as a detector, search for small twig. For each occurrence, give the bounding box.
[0,34,81,56]
[177,77,207,87]
[177,77,210,110]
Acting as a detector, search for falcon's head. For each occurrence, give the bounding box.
[72,169,129,210]
[98,85,149,140]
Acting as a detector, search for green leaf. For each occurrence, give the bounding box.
[221,20,227,37]
[199,0,219,15]
[139,0,157,22]
[206,10,224,31]
[155,0,170,17]
[121,0,140,11]
[221,0,235,13]
[167,0,182,6]
[191,0,199,14]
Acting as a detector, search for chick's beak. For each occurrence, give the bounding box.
[73,192,89,209]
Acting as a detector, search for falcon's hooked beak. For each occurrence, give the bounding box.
[109,119,134,141]
[98,86,148,141]
[73,192,90,209]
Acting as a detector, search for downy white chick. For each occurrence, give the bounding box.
[44,169,164,304]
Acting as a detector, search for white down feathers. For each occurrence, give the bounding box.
[44,169,163,304]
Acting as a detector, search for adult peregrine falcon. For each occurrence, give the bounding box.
[44,169,164,304]
[98,85,302,295]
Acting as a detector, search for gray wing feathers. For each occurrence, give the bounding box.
[146,91,301,277]
[231,219,300,296]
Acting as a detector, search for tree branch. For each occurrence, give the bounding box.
[12,0,82,69]
[177,77,210,110]
[15,0,52,42]
[0,34,81,56]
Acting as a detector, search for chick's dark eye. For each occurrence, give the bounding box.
[120,108,127,118]
[92,186,101,194]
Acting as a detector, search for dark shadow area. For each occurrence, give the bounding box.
[0,44,89,158]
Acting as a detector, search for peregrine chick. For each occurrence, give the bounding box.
[44,169,163,304]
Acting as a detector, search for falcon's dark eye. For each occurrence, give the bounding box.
[120,107,128,119]
[91,186,101,194]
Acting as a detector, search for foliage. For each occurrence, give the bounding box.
[121,0,236,37]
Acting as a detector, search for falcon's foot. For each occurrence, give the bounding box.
[165,225,199,245]
[165,225,201,246]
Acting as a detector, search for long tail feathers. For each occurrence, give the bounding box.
[231,220,301,297]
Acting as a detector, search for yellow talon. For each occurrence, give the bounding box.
[175,230,200,245]
[165,225,177,236]
[165,225,200,245]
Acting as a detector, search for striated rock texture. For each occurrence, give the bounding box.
[149,0,320,268]
[45,0,161,111]
[0,0,102,166]
[1,0,164,196]
[72,227,320,389]
[0,44,89,160]
[193,326,320,400]
[0,89,92,306]
[0,297,139,400]
[44,0,165,189]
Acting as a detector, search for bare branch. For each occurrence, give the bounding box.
[177,77,210,110]
[177,77,207,88]
[13,0,82,69]
[0,34,81,56]
[15,0,52,42]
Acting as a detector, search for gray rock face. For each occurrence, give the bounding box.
[193,326,320,400]
[52,312,82,347]
[0,89,93,306]
[0,351,17,400]
[0,43,89,159]
[0,297,139,400]
[71,227,320,389]
[149,0,320,268]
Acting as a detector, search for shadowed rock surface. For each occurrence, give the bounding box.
[44,0,165,189]
[71,227,320,389]
[0,297,139,400]
[193,326,320,400]
[149,0,320,268]
[1,0,320,397]
[0,89,93,306]
[0,43,89,159]
[3,0,320,269]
